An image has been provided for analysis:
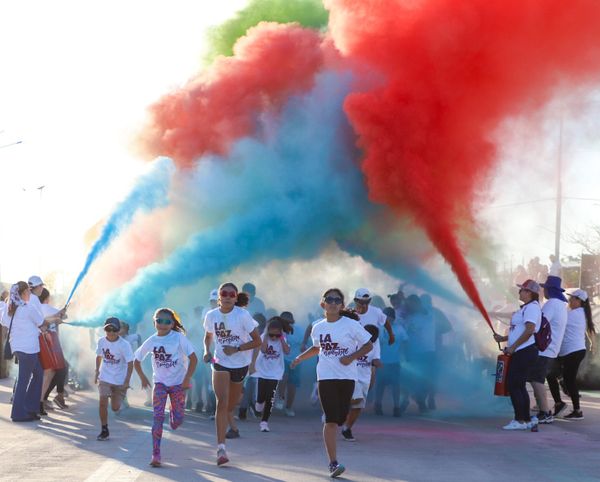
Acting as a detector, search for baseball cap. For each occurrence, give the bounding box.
[209,289,218,301]
[28,275,44,287]
[104,317,121,331]
[516,279,540,293]
[568,289,588,302]
[354,288,372,300]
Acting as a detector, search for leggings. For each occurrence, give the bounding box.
[152,383,186,458]
[256,378,279,422]
[44,365,68,399]
[507,344,538,422]
[548,349,586,410]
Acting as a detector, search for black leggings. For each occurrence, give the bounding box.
[318,379,355,426]
[256,378,279,422]
[507,344,538,422]
[44,366,68,400]
[547,350,586,410]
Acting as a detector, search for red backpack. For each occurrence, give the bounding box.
[534,313,552,352]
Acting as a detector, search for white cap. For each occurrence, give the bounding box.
[354,288,372,300]
[568,289,588,302]
[28,275,44,287]
[209,289,218,301]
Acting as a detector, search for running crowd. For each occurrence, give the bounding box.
[0,275,595,478]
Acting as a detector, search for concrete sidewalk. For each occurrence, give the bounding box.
[1,377,599,482]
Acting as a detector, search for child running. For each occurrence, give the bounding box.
[134,308,198,467]
[95,317,134,441]
[341,324,381,442]
[250,317,290,432]
[291,288,373,478]
[203,282,261,466]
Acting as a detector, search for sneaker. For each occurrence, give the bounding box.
[217,448,229,466]
[526,418,538,430]
[537,411,554,424]
[225,428,240,439]
[553,402,568,417]
[563,410,584,420]
[149,456,161,468]
[274,399,285,410]
[284,408,295,417]
[328,461,345,478]
[259,421,270,432]
[238,408,247,420]
[97,428,110,441]
[502,420,527,430]
[255,402,265,413]
[341,428,355,442]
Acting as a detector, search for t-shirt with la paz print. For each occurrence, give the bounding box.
[251,333,286,380]
[96,336,135,386]
[355,338,380,385]
[204,306,257,369]
[135,330,196,387]
[311,316,373,382]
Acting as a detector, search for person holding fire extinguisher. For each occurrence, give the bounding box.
[493,279,541,430]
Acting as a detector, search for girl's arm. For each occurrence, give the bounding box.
[505,322,536,354]
[300,324,313,351]
[94,356,102,384]
[183,353,198,389]
[203,332,214,363]
[280,335,290,355]
[290,345,319,368]
[124,361,133,388]
[134,359,151,389]
[260,334,269,354]
[341,341,373,366]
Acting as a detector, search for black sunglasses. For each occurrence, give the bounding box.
[324,296,343,305]
[105,327,119,333]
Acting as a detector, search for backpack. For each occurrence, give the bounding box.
[534,313,552,351]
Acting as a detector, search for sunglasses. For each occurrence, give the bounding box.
[323,296,343,305]
[268,333,282,338]
[155,317,173,325]
[105,327,119,333]
[220,290,237,298]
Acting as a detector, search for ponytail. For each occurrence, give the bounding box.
[340,309,359,321]
[583,299,595,336]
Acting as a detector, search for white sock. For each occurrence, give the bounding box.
[218,443,226,451]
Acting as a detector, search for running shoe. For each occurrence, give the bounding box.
[284,408,295,417]
[217,448,229,466]
[563,410,584,420]
[225,428,240,439]
[341,428,355,442]
[259,421,270,432]
[537,411,554,424]
[502,420,527,430]
[328,461,345,478]
[149,456,161,468]
[97,428,110,441]
[53,395,69,409]
[553,401,567,417]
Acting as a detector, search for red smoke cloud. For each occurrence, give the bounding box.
[138,22,325,168]
[326,0,600,327]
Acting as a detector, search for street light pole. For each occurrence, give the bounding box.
[555,115,563,259]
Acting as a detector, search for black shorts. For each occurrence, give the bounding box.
[527,355,550,384]
[213,363,249,383]
[318,379,355,426]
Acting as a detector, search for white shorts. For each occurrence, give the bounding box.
[351,380,370,408]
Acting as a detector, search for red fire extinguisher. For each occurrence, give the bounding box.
[494,353,511,397]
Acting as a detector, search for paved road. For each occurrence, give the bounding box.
[1,378,599,482]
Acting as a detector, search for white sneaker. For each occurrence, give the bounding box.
[502,420,527,430]
[284,408,295,417]
[255,401,265,413]
[274,399,284,410]
[259,421,270,432]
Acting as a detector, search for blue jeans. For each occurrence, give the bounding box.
[11,352,43,421]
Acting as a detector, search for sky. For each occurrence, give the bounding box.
[1,0,599,292]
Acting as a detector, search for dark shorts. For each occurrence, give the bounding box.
[318,379,355,426]
[212,363,249,383]
[284,360,301,387]
[527,355,550,383]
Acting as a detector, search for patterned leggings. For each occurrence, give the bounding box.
[152,383,186,458]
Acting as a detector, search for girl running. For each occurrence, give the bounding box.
[250,317,290,432]
[203,282,261,466]
[291,288,373,478]
[134,308,198,467]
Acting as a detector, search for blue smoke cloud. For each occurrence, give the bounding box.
[65,157,174,305]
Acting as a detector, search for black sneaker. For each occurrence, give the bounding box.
[97,428,110,441]
[225,428,240,439]
[329,461,345,478]
[563,410,584,420]
[537,411,554,424]
[341,428,355,442]
[553,401,567,417]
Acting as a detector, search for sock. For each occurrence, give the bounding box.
[218,443,226,451]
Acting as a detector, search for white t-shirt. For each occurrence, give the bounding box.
[540,298,568,358]
[40,304,60,332]
[559,308,587,356]
[204,306,257,368]
[355,339,380,385]
[8,303,44,354]
[358,305,387,328]
[96,336,134,385]
[508,301,542,352]
[135,331,196,386]
[311,317,372,381]
[251,333,285,380]
[123,333,142,351]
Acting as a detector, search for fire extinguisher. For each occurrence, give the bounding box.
[494,352,511,397]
